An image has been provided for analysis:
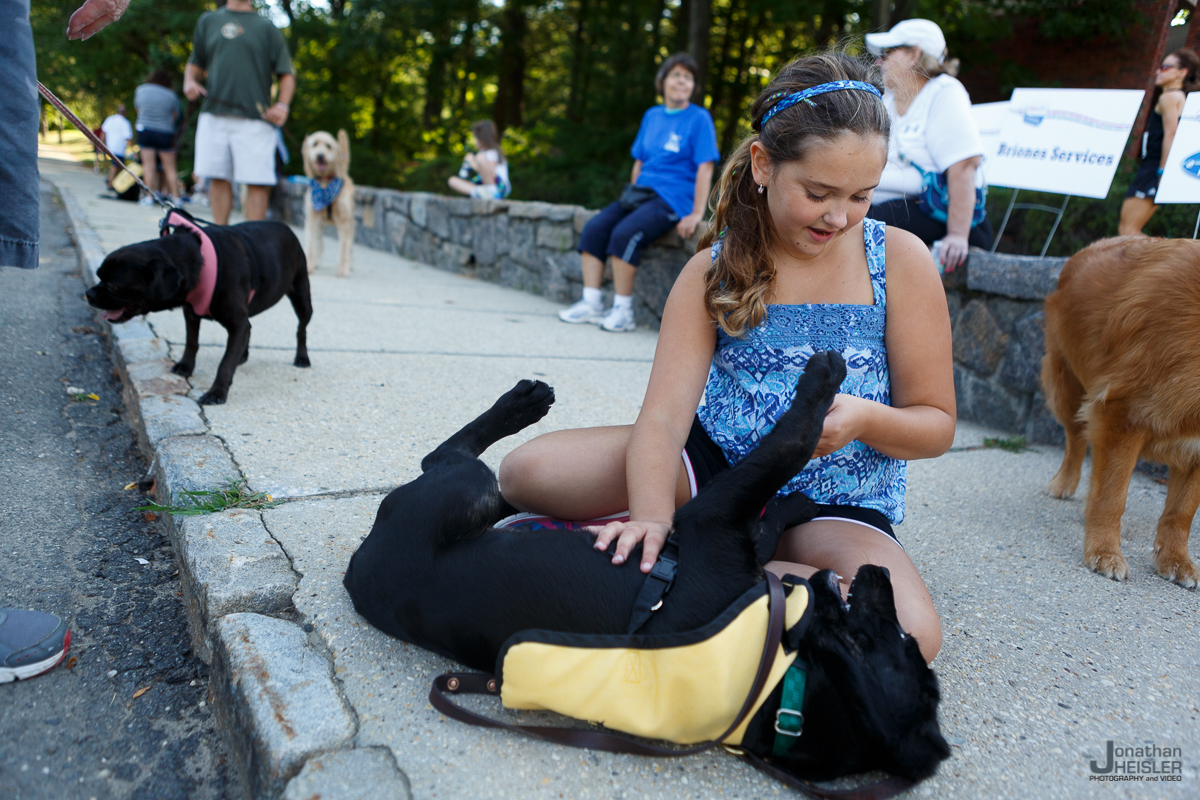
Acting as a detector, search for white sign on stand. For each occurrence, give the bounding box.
[971,101,1009,171]
[1151,92,1200,203]
[987,88,1145,198]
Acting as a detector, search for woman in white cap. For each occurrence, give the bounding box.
[865,19,991,271]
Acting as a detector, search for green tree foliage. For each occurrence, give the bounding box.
[32,0,1144,216]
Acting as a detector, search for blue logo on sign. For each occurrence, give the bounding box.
[1022,108,1045,126]
[1182,152,1200,178]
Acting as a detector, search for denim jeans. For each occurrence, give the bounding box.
[0,0,39,269]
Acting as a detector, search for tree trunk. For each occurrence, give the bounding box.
[707,0,737,114]
[687,0,711,102]
[718,5,759,153]
[423,11,452,131]
[871,0,891,31]
[567,0,591,122]
[493,2,528,133]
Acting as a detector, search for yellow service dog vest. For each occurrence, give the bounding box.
[495,578,810,745]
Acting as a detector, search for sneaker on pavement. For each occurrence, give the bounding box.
[600,305,637,332]
[0,609,71,683]
[558,300,606,325]
[137,194,156,207]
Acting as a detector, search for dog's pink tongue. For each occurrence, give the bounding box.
[100,308,126,321]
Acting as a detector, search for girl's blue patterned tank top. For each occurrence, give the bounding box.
[696,218,906,523]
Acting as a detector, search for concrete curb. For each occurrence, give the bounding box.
[51,178,411,800]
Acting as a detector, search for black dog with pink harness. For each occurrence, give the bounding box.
[86,208,312,404]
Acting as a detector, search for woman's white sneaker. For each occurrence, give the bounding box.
[600,305,636,332]
[558,300,606,324]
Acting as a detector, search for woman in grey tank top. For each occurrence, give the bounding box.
[134,69,182,202]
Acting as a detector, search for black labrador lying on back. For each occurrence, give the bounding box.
[344,351,950,783]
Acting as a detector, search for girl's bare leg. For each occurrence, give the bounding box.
[499,425,691,520]
[767,519,942,663]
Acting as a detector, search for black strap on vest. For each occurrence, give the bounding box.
[625,535,680,634]
[429,571,916,800]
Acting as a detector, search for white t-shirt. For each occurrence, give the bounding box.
[101,114,134,158]
[873,75,985,205]
[480,149,511,192]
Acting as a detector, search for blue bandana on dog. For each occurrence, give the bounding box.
[308,177,344,212]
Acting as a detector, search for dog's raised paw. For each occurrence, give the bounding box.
[488,380,555,435]
[1084,550,1129,581]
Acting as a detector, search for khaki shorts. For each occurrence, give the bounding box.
[194,112,277,186]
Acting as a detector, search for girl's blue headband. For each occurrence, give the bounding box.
[757,80,883,129]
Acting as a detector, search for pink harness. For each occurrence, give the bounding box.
[162,211,252,317]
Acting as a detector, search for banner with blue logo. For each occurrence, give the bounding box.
[1153,92,1200,204]
[986,88,1145,199]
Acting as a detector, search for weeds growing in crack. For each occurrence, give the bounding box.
[136,478,282,516]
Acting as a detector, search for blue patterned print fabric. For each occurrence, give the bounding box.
[308,177,343,212]
[697,217,906,523]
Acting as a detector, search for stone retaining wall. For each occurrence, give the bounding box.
[277,181,1067,444]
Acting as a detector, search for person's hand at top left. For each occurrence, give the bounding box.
[67,0,131,40]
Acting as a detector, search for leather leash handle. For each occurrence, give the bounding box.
[739,750,916,800]
[428,572,788,757]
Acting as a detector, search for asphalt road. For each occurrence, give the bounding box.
[0,184,231,800]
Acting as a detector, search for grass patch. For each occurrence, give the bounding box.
[982,435,1032,454]
[136,478,282,516]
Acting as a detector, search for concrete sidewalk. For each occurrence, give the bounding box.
[42,157,1198,800]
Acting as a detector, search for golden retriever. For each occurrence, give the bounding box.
[1042,236,1200,588]
[301,129,355,277]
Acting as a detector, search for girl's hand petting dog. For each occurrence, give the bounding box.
[591,519,673,573]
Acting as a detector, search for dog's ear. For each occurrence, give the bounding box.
[336,129,351,175]
[302,134,315,179]
[146,259,185,305]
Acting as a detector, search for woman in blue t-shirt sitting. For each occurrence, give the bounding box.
[558,53,720,333]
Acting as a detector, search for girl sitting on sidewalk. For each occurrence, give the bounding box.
[499,51,955,664]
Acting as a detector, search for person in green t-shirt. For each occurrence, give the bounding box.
[184,0,294,225]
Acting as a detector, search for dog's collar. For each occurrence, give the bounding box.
[163,211,218,318]
[771,662,807,757]
[308,177,343,212]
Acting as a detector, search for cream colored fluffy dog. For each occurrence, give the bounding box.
[302,129,355,277]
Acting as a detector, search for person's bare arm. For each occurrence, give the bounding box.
[590,251,717,571]
[1159,92,1186,171]
[183,63,207,101]
[262,74,295,126]
[677,161,714,238]
[66,0,130,40]
[812,227,956,461]
[939,155,982,271]
[468,152,498,185]
[630,160,643,184]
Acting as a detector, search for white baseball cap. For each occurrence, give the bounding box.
[865,19,947,62]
